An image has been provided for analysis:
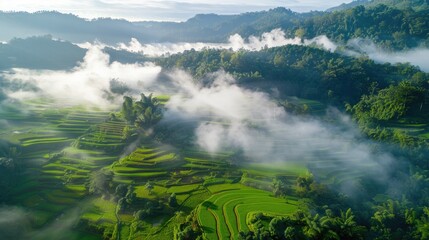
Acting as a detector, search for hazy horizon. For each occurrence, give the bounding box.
[0,0,354,21]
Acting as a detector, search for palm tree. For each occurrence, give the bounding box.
[415,207,429,240]
[336,208,365,240]
[134,93,163,129]
[304,214,323,239]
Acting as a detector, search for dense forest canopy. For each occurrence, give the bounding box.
[157,45,427,105]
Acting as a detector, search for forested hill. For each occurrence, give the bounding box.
[1,0,428,49]
[0,36,146,70]
[157,46,427,106]
[328,0,429,12]
[0,9,310,44]
[296,4,429,49]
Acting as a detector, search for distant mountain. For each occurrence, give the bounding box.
[327,0,372,12]
[0,35,85,70]
[0,36,146,70]
[0,9,318,44]
[0,11,149,44]
[1,1,428,50]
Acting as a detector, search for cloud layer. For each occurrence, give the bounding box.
[113,29,337,56]
[346,39,429,72]
[160,70,401,197]
[1,46,161,107]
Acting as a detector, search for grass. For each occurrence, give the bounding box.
[135,185,168,199]
[207,183,250,194]
[242,162,308,176]
[114,171,168,178]
[83,198,117,223]
[167,184,201,194]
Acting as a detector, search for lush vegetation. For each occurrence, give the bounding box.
[158,45,425,106]
[1,1,429,239]
[300,3,429,49]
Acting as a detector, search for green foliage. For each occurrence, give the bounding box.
[241,209,365,240]
[300,4,429,49]
[370,199,413,239]
[115,184,128,198]
[174,211,203,240]
[159,46,422,106]
[121,96,136,124]
[351,81,427,123]
[88,170,112,197]
[273,176,291,197]
[121,125,133,140]
[280,100,309,115]
[121,93,163,129]
[415,207,429,240]
[145,182,154,194]
[169,193,178,208]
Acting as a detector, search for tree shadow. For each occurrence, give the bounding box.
[201,226,215,233]
[202,201,218,210]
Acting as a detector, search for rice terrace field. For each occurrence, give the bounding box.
[0,97,311,239]
[198,188,298,239]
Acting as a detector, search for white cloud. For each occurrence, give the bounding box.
[345,39,429,72]
[110,29,337,56]
[1,46,161,108]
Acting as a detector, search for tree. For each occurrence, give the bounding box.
[335,208,365,240]
[134,93,163,128]
[415,207,429,240]
[89,170,112,197]
[121,96,136,123]
[295,28,306,39]
[117,197,127,213]
[145,182,154,195]
[169,193,178,208]
[371,200,411,240]
[296,173,314,197]
[284,226,306,240]
[115,184,128,198]
[121,93,163,129]
[351,81,427,124]
[273,177,290,196]
[126,185,136,204]
[134,209,146,221]
[269,217,286,237]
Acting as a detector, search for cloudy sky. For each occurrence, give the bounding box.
[0,0,353,21]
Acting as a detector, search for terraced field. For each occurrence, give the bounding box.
[198,188,298,240]
[76,120,127,152]
[112,145,180,184]
[2,98,313,239]
[5,101,128,231]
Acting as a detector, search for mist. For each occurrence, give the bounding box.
[110,29,337,56]
[0,34,409,199]
[345,38,429,72]
[0,206,84,240]
[1,46,161,108]
[161,70,399,196]
[113,30,429,74]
